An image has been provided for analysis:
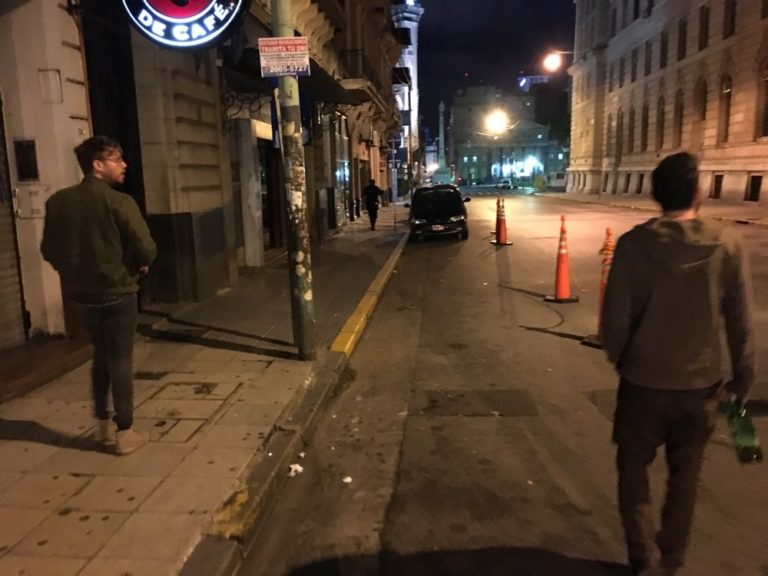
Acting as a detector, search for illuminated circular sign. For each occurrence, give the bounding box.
[122,0,250,49]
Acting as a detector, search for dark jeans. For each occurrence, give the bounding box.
[80,293,138,430]
[613,379,721,574]
[366,203,378,229]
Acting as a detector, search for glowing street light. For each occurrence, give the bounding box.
[485,109,510,135]
[542,50,574,73]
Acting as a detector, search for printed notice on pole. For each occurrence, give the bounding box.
[258,37,310,77]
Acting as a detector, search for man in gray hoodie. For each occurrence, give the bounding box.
[601,152,755,576]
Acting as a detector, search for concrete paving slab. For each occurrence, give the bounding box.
[237,381,301,405]
[0,470,22,491]
[0,441,61,472]
[196,424,270,449]
[159,419,206,443]
[26,379,91,402]
[0,555,86,576]
[96,512,207,561]
[0,473,89,510]
[64,476,164,512]
[0,507,51,552]
[12,508,129,558]
[133,417,180,442]
[218,401,283,426]
[171,447,258,478]
[153,380,240,401]
[34,444,192,477]
[78,558,179,576]
[0,398,66,421]
[134,399,225,420]
[139,477,239,514]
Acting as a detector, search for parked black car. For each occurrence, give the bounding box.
[405,184,470,241]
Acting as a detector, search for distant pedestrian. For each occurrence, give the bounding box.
[601,152,756,576]
[41,136,157,456]
[363,179,381,230]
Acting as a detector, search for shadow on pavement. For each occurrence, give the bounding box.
[0,418,104,451]
[288,547,629,576]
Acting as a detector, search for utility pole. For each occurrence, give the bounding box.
[272,0,316,360]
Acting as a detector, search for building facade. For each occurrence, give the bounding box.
[450,86,553,186]
[0,0,400,359]
[569,0,768,200]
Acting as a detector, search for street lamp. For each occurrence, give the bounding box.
[485,109,510,135]
[542,50,574,73]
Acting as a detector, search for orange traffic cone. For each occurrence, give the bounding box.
[583,228,615,348]
[490,196,513,246]
[544,215,579,303]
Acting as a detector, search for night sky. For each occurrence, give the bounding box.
[417,0,576,135]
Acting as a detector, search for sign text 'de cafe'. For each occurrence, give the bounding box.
[122,0,249,49]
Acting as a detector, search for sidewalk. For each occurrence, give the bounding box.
[0,205,409,576]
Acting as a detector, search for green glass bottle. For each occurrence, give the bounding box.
[726,402,764,464]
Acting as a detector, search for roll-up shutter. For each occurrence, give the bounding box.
[0,94,26,350]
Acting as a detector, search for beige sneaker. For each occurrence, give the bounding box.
[115,428,149,456]
[94,419,116,446]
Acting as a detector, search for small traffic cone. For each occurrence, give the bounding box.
[544,215,579,303]
[583,228,615,348]
[490,196,513,246]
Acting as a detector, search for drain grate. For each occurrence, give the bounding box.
[410,389,538,417]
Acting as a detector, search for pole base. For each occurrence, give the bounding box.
[544,295,580,303]
[490,240,514,246]
[581,334,603,349]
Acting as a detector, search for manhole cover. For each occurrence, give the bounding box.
[411,389,538,417]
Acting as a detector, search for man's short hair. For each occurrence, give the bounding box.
[74,136,122,175]
[651,152,699,211]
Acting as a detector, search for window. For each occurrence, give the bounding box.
[763,0,768,19]
[622,0,629,28]
[472,156,478,162]
[463,156,468,163]
[636,173,645,194]
[616,109,625,164]
[656,96,666,150]
[607,114,614,157]
[723,0,736,39]
[660,31,668,68]
[719,76,733,143]
[633,0,641,19]
[699,6,710,50]
[641,103,650,151]
[746,175,762,201]
[624,173,631,194]
[610,7,618,37]
[628,107,636,153]
[677,18,687,61]
[711,174,724,199]
[619,57,626,88]
[760,64,768,137]
[695,79,708,121]
[644,40,653,76]
[631,48,639,82]
[673,90,684,148]
[609,63,615,92]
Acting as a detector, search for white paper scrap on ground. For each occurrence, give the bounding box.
[342,476,353,484]
[288,463,304,477]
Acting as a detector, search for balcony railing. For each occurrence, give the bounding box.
[340,49,382,91]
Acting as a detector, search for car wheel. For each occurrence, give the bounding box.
[461,228,469,240]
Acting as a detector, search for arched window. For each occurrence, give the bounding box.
[616,108,625,164]
[628,107,636,152]
[694,79,708,120]
[641,103,650,151]
[673,89,685,148]
[656,96,666,150]
[719,76,733,143]
[607,114,614,157]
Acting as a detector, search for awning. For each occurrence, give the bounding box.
[299,59,365,106]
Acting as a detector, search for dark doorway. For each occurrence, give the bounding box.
[78,0,146,212]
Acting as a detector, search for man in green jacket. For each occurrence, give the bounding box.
[601,152,755,575]
[42,136,157,456]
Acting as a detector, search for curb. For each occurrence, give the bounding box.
[180,231,410,576]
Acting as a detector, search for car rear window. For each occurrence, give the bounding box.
[413,188,462,209]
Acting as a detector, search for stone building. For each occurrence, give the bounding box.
[569,0,768,200]
[0,0,400,366]
[450,85,552,186]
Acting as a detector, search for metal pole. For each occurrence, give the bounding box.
[272,0,316,360]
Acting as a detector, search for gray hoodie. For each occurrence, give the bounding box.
[601,217,755,398]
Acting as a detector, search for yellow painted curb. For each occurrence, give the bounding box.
[330,232,409,356]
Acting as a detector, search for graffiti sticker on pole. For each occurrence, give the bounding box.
[258,37,311,77]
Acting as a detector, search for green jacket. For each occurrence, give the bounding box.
[41,175,157,296]
[601,217,755,398]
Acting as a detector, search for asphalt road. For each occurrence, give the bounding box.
[239,195,768,576]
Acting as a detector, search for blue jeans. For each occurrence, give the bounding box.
[79,293,138,430]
